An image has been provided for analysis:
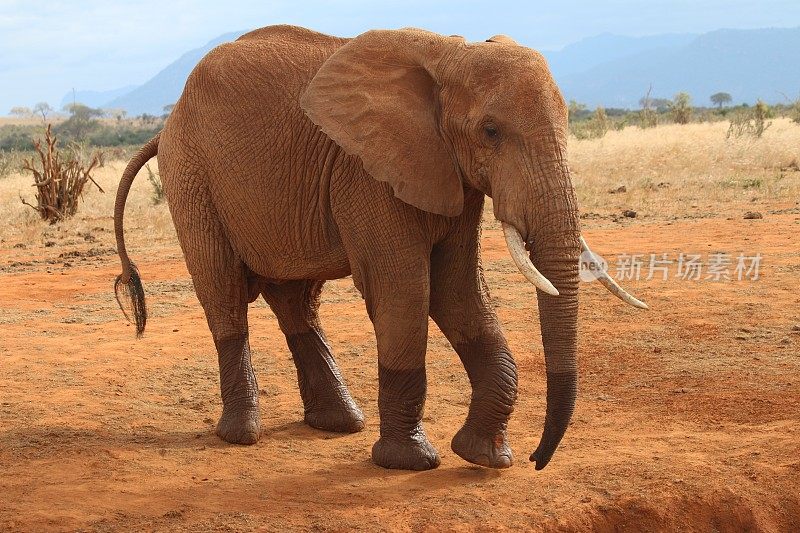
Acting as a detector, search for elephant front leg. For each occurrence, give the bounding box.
[429,217,518,468]
[373,363,439,470]
[331,179,440,470]
[431,297,518,468]
[448,333,517,468]
[367,286,440,471]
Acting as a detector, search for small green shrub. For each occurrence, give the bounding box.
[639,107,658,129]
[726,100,772,139]
[87,125,162,147]
[0,149,17,179]
[568,100,589,123]
[570,106,611,139]
[669,92,693,125]
[593,106,610,137]
[145,163,165,205]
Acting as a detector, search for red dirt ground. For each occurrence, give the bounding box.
[1,213,798,531]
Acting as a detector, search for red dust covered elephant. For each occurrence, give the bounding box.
[113,25,646,471]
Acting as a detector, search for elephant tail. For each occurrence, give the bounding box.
[114,133,160,338]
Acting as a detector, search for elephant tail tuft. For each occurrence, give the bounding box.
[115,262,147,338]
[114,133,159,337]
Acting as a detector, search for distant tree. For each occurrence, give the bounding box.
[567,100,586,122]
[33,102,53,123]
[162,103,175,116]
[710,92,732,109]
[638,96,671,112]
[106,108,127,122]
[9,106,32,118]
[57,103,104,140]
[669,92,693,124]
[139,113,157,125]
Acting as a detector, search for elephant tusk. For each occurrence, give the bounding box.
[580,236,649,309]
[501,222,559,296]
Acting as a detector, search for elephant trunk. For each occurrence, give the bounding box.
[501,177,580,470]
[528,189,580,470]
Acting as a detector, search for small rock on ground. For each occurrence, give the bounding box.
[743,211,763,219]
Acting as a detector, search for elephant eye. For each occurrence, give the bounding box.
[483,123,500,143]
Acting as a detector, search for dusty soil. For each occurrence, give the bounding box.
[1,209,799,532]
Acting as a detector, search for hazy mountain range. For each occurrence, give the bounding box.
[66,26,800,115]
[547,27,800,107]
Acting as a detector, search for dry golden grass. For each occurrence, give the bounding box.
[570,118,800,219]
[0,116,61,127]
[0,159,174,249]
[1,119,799,249]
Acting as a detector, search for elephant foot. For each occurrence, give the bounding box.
[216,405,261,445]
[305,394,365,433]
[372,431,440,470]
[451,425,513,469]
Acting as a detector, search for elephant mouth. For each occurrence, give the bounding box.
[500,221,647,308]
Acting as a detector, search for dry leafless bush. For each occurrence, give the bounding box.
[20,124,104,223]
[639,86,659,129]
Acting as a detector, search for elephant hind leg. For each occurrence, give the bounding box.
[262,280,364,433]
[168,176,260,445]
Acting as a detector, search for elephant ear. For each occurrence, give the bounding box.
[300,29,464,217]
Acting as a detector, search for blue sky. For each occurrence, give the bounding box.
[2,0,800,112]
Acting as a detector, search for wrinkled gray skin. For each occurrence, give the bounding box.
[114,25,580,471]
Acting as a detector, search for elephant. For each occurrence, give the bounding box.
[113,25,646,471]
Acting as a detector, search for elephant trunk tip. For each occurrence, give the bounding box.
[529,446,555,471]
[528,370,577,472]
[114,262,147,338]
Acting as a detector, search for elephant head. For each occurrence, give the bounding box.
[301,29,646,469]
